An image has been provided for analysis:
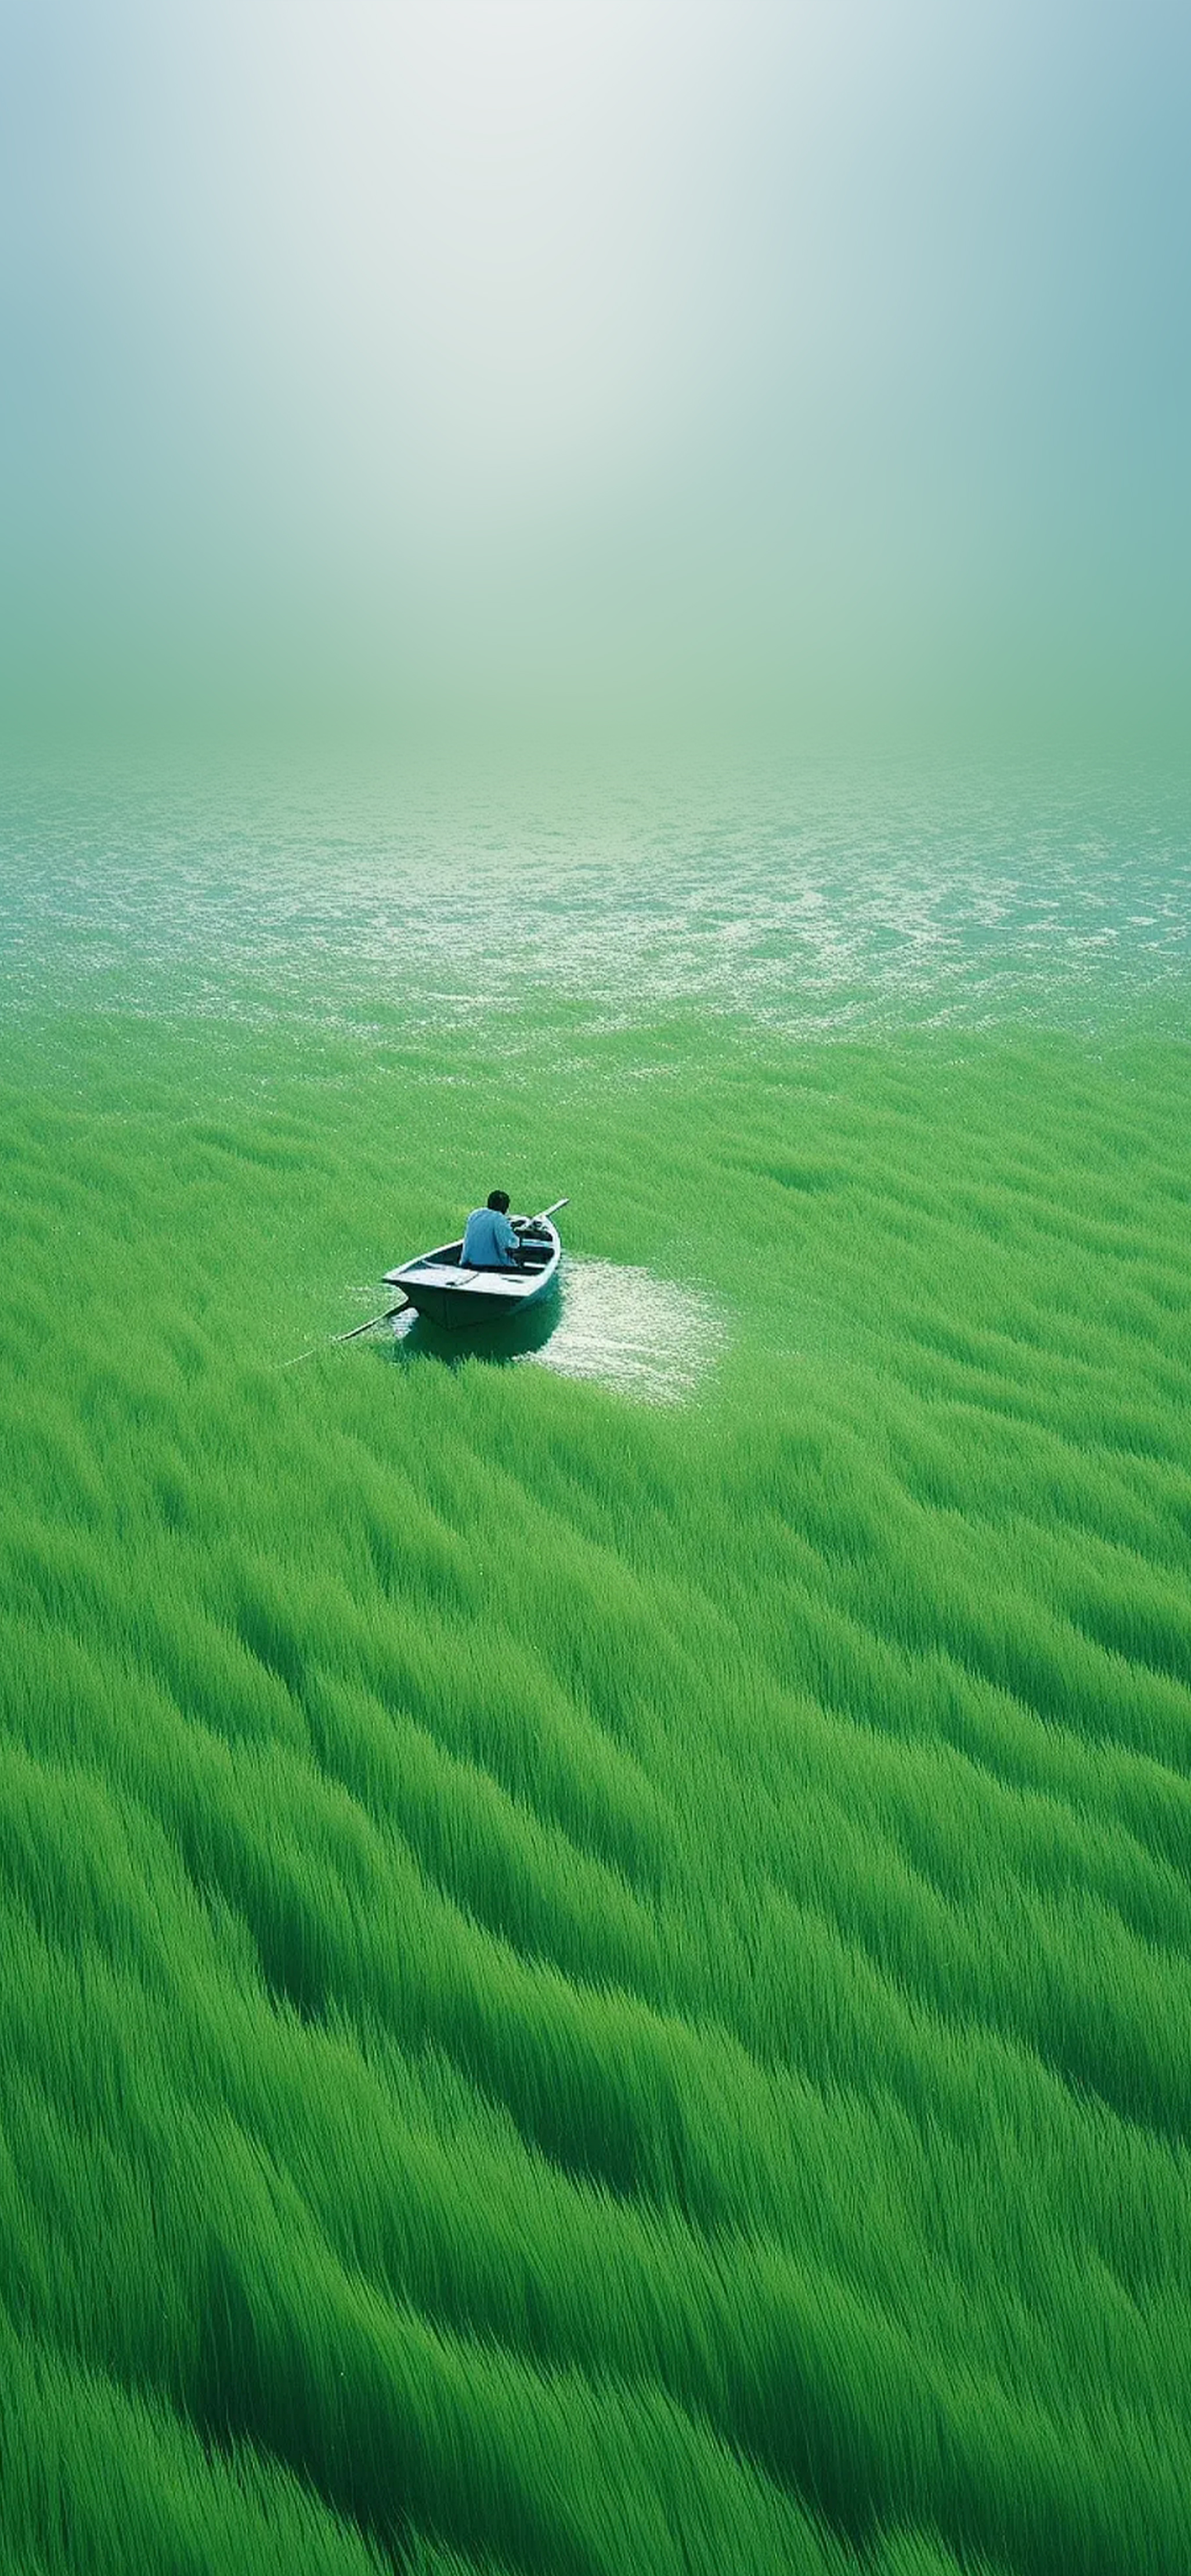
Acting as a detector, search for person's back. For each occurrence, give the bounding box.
[461,1191,518,1269]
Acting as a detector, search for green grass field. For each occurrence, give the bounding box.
[1,918,1189,2571]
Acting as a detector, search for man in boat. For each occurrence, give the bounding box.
[460,1190,522,1270]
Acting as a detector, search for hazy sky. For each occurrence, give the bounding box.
[2,0,1188,710]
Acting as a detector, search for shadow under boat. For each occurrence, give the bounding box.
[381,1275,565,1372]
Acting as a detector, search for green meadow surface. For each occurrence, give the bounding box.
[1,778,1190,2574]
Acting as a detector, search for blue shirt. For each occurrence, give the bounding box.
[460,1206,518,1268]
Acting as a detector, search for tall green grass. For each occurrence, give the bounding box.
[0,998,1188,2574]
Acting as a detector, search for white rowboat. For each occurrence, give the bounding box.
[384,1202,566,1332]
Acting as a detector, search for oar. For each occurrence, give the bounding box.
[333,1297,409,1344]
[515,1197,569,1232]
[279,1293,409,1369]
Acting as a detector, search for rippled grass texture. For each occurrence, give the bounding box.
[1,1002,1189,2576]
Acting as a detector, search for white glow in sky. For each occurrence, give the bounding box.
[2,0,1188,704]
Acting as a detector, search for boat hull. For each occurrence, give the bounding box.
[384,1217,561,1333]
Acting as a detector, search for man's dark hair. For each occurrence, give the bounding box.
[487,1190,511,1213]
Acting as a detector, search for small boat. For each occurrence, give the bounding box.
[384,1200,566,1332]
